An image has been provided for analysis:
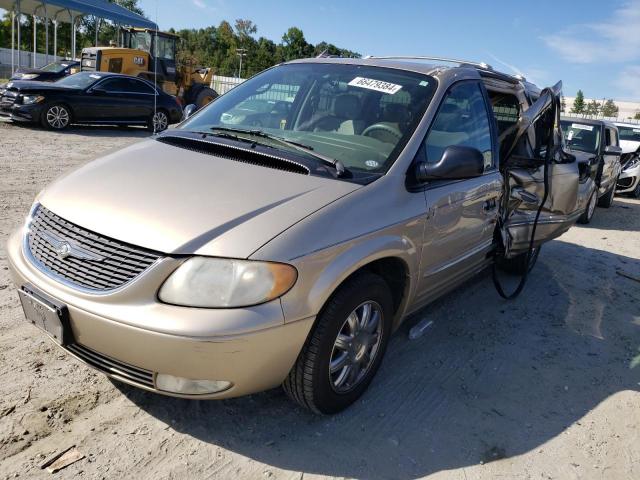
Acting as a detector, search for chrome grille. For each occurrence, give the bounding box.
[67,343,155,388]
[26,205,161,291]
[0,91,17,108]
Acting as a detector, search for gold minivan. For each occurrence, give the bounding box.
[8,57,588,413]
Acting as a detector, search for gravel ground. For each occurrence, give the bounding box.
[0,120,639,480]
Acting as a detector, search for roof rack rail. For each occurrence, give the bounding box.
[363,55,529,82]
[363,55,494,70]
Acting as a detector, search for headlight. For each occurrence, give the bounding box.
[20,74,39,80]
[158,257,297,308]
[21,94,45,105]
[624,157,640,170]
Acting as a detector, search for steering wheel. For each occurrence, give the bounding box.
[362,123,402,141]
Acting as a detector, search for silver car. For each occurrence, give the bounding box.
[614,122,640,197]
[560,117,623,222]
[7,57,584,413]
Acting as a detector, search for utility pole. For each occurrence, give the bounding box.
[236,48,247,79]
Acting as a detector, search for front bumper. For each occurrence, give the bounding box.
[0,102,44,123]
[6,229,313,399]
[616,164,640,194]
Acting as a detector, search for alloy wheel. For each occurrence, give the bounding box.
[46,106,69,129]
[329,300,384,393]
[152,111,168,132]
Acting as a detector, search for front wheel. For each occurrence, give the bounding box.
[283,272,393,414]
[631,181,640,199]
[194,87,218,108]
[41,103,71,130]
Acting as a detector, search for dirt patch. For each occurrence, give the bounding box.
[0,120,638,479]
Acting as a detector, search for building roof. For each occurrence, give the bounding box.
[0,0,157,29]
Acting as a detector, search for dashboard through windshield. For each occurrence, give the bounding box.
[561,121,600,154]
[180,63,437,176]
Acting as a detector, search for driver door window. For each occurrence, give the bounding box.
[424,81,493,171]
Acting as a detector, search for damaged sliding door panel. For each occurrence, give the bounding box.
[499,81,581,257]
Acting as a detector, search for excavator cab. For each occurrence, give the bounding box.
[120,28,177,84]
[81,27,217,107]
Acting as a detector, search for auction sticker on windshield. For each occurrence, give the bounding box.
[348,77,402,94]
[572,123,594,131]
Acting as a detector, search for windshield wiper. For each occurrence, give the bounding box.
[208,126,346,176]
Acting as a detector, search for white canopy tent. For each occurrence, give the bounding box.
[0,0,157,73]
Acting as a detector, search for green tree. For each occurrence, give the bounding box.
[281,27,312,60]
[158,19,359,78]
[601,99,619,118]
[634,112,640,120]
[585,99,600,117]
[571,90,585,114]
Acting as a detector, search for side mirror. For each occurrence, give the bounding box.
[415,145,486,182]
[604,145,622,156]
[182,104,198,121]
[90,87,107,95]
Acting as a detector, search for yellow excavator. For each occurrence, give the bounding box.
[80,27,218,108]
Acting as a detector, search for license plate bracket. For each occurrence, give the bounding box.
[18,285,72,346]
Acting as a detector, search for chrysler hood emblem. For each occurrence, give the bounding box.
[39,230,105,262]
[55,242,72,259]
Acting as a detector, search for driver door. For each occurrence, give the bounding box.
[499,82,580,258]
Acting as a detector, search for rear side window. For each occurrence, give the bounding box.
[489,93,520,137]
[424,81,493,169]
[99,78,130,92]
[126,79,155,94]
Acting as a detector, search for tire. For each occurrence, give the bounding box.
[496,245,541,275]
[148,109,169,133]
[631,181,640,199]
[194,87,218,108]
[597,180,616,208]
[578,190,597,224]
[41,103,71,130]
[283,272,393,414]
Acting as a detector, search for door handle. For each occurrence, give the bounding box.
[511,187,539,205]
[483,198,498,212]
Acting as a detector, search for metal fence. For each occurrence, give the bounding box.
[562,112,640,125]
[0,47,52,77]
[210,75,245,95]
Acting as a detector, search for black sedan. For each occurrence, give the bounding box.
[0,72,182,131]
[10,60,80,82]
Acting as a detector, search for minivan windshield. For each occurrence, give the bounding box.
[180,63,437,175]
[561,120,600,154]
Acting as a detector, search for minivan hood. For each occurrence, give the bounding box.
[38,139,361,258]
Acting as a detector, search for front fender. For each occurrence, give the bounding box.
[278,230,421,328]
